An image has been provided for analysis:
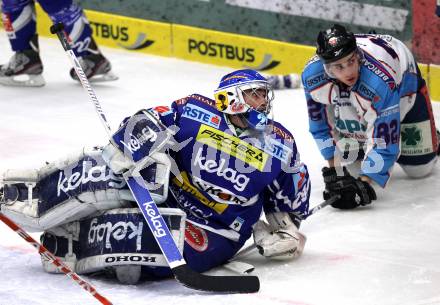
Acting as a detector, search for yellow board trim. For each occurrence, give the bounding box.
[172,24,314,75]
[34,4,172,57]
[428,64,440,101]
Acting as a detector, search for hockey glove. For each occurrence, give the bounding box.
[322,166,377,209]
[253,212,306,260]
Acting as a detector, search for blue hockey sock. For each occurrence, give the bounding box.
[1,0,36,51]
[39,0,94,57]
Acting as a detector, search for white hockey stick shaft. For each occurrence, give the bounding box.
[50,24,112,138]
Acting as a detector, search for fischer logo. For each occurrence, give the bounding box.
[89,21,154,50]
[196,125,268,171]
[120,126,157,153]
[57,161,126,196]
[193,148,250,192]
[188,38,280,71]
[104,255,158,264]
[88,218,143,250]
[142,201,167,238]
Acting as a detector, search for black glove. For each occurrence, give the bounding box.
[322,167,377,209]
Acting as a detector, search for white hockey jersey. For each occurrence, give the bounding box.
[302,34,420,187]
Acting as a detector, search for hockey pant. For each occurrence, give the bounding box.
[1,0,93,56]
[397,67,439,178]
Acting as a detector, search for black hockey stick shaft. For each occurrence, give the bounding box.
[50,22,259,293]
[0,213,113,305]
[303,194,340,219]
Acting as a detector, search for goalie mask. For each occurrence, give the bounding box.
[214,69,274,130]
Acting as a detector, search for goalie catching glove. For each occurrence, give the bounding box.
[253,211,306,260]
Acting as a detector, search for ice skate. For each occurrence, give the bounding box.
[70,38,118,83]
[0,35,45,87]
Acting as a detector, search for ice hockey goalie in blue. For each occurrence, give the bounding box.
[1,69,310,283]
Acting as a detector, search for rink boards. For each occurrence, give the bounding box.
[2,4,438,100]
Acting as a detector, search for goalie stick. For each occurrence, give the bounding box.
[50,22,259,293]
[0,213,113,305]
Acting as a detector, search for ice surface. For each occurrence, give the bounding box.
[1,31,440,305]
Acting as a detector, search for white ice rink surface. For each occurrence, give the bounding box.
[1,32,440,305]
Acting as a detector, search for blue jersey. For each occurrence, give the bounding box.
[2,0,93,56]
[145,94,310,243]
[302,34,420,187]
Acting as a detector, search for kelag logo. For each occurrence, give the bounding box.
[188,38,280,71]
[90,21,155,50]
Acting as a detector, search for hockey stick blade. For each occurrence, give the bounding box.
[173,265,259,293]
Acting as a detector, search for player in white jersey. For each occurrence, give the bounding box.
[301,24,439,210]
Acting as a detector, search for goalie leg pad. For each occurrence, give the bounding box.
[40,207,186,283]
[1,147,133,231]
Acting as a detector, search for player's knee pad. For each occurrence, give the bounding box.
[40,207,186,284]
[0,147,133,231]
[1,0,36,50]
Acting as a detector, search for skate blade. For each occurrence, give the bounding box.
[89,71,119,83]
[0,74,45,87]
